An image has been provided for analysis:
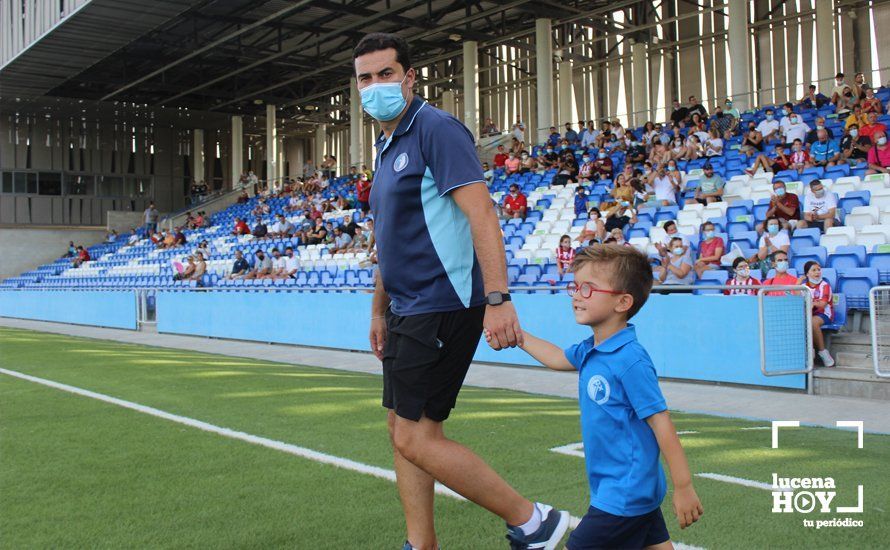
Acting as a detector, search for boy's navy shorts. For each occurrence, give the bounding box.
[567,505,670,549]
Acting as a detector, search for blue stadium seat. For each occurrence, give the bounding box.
[791,246,828,272]
[836,268,878,309]
[827,245,867,273]
[866,245,890,284]
[790,228,822,249]
[822,294,847,332]
[838,191,870,215]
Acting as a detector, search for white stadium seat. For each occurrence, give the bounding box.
[844,206,880,230]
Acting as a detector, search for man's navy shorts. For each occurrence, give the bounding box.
[382,305,485,422]
[567,505,670,549]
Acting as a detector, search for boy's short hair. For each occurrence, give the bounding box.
[571,244,653,320]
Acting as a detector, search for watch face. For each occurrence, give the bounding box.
[487,292,503,305]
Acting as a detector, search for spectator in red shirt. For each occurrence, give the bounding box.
[724,257,761,295]
[694,221,724,278]
[356,174,372,213]
[860,112,887,142]
[760,181,800,232]
[504,152,521,175]
[502,184,527,219]
[232,217,250,236]
[748,142,791,175]
[593,151,613,181]
[799,260,835,367]
[788,138,811,173]
[493,145,508,168]
[762,251,798,295]
[72,246,91,268]
[866,131,890,175]
[555,235,575,277]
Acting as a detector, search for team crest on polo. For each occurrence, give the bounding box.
[587,375,610,405]
[394,152,409,172]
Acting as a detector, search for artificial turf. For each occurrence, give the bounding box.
[0,326,887,549]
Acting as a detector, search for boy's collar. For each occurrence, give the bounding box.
[592,324,637,353]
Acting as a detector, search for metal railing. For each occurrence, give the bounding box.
[870,286,890,378]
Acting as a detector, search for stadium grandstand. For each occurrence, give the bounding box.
[2,1,890,548]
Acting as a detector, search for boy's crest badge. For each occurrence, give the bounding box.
[587,375,610,405]
[394,153,409,172]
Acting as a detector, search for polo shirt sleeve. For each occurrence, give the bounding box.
[563,341,589,371]
[420,114,485,197]
[620,359,668,420]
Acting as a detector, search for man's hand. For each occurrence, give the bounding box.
[369,318,387,361]
[672,485,704,529]
[484,302,523,350]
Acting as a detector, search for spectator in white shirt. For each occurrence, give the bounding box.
[756,108,781,144]
[281,246,300,278]
[654,220,689,257]
[269,248,288,279]
[704,128,724,157]
[781,111,811,146]
[332,227,353,254]
[647,163,681,206]
[797,180,838,231]
[269,214,295,238]
[752,217,791,262]
[581,122,599,148]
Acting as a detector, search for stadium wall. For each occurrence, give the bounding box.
[155,291,807,390]
[0,290,136,329]
[0,226,106,280]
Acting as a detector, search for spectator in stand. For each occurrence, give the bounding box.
[648,163,680,206]
[748,142,791,175]
[789,138,811,173]
[841,124,873,164]
[830,72,848,104]
[670,99,690,127]
[541,145,560,169]
[331,227,353,254]
[285,193,303,213]
[195,240,211,259]
[232,217,250,236]
[267,248,287,278]
[245,250,272,280]
[504,151,521,175]
[655,237,694,286]
[159,230,176,249]
[704,128,724,157]
[686,163,725,205]
[694,221,724,278]
[574,185,589,217]
[844,104,868,129]
[592,150,613,181]
[576,207,606,244]
[236,190,249,204]
[761,181,800,232]
[603,227,628,246]
[805,117,832,145]
[626,138,646,163]
[654,220,688,257]
[781,109,811,146]
[799,261,835,367]
[281,246,300,277]
[713,104,737,138]
[739,121,764,158]
[810,129,842,167]
[269,214,295,238]
[860,111,887,142]
[520,152,539,174]
[251,217,268,239]
[173,227,187,247]
[346,226,370,253]
[144,201,159,233]
[555,235,576,277]
[797,180,838,231]
[581,121,599,148]
[493,144,508,168]
[321,221,336,247]
[305,218,328,245]
[799,84,829,109]
[63,241,76,258]
[72,245,90,268]
[356,173,372,214]
[554,152,578,186]
[482,162,494,185]
[594,120,613,148]
[228,249,250,279]
[547,126,561,146]
[564,122,578,144]
[724,257,761,295]
[756,108,781,144]
[190,252,206,283]
[511,117,526,142]
[835,86,857,115]
[852,71,869,100]
[687,95,708,119]
[481,117,500,137]
[105,229,118,243]
[340,215,358,237]
[502,184,527,219]
[577,119,589,145]
[866,131,890,175]
[763,250,798,290]
[861,87,882,114]
[752,217,791,264]
[125,229,140,247]
[611,119,626,139]
[174,255,196,281]
[509,137,525,156]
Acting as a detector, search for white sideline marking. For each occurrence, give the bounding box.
[695,473,789,492]
[550,442,585,458]
[676,430,700,435]
[2,368,707,549]
[739,426,771,430]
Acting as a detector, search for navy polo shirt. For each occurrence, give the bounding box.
[371,96,485,316]
[564,324,668,516]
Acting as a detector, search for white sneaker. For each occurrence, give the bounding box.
[818,349,835,367]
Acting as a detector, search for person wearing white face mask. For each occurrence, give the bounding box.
[866,131,890,175]
[724,257,761,296]
[798,261,836,367]
[354,33,570,550]
[763,250,799,294]
[797,180,838,231]
[576,207,606,244]
[756,109,781,144]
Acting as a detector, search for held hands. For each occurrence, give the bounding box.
[483,302,524,350]
[672,484,704,529]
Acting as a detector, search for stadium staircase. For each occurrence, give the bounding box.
[813,332,890,400]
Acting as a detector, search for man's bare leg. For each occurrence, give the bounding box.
[388,411,438,550]
[392,414,535,527]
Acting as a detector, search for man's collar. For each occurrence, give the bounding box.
[375,96,426,147]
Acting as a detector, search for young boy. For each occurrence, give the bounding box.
[492,245,703,549]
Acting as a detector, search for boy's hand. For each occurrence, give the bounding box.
[672,485,703,529]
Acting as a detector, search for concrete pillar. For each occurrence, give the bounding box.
[535,18,553,144]
[462,40,480,137]
[558,60,574,129]
[192,129,204,184]
[231,116,243,188]
[349,77,364,169]
[630,41,649,127]
[277,134,285,181]
[265,104,277,185]
[441,90,456,116]
[816,0,836,89]
[727,0,751,111]
[315,124,326,171]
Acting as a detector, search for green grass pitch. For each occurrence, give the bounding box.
[0,326,887,549]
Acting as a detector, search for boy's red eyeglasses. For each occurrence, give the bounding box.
[566,282,626,298]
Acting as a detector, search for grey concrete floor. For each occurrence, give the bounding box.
[2,317,889,435]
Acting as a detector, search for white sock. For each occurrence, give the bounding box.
[518,504,543,536]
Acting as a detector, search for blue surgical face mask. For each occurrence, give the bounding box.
[360,74,408,121]
[668,165,676,171]
[768,225,779,235]
[776,260,789,272]
[766,114,774,120]
[582,157,590,163]
[672,247,685,256]
[704,230,715,239]
[598,152,607,159]
[547,149,554,153]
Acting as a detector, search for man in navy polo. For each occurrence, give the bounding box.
[354,33,568,550]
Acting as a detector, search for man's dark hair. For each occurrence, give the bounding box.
[354,33,411,71]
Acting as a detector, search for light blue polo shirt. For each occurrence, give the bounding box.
[564,324,668,517]
[371,96,486,316]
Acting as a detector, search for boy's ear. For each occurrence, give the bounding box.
[615,293,634,316]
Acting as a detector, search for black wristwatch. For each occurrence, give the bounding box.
[485,291,512,306]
